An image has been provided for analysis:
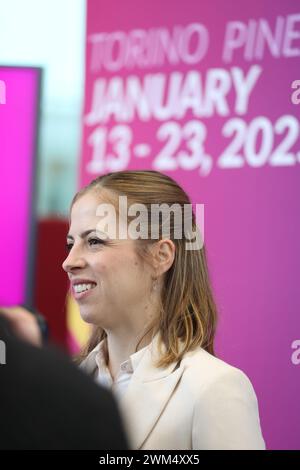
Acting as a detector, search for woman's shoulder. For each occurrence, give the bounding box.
[180,347,256,396]
[179,348,265,450]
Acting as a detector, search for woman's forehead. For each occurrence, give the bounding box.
[69,192,127,240]
[71,190,116,218]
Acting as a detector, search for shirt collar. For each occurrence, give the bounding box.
[94,337,151,377]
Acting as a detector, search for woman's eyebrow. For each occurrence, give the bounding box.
[66,229,97,240]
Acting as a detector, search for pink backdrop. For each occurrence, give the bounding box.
[80,0,300,449]
[0,67,40,306]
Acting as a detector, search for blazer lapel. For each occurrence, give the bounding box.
[80,334,186,449]
[118,336,186,449]
[79,343,100,376]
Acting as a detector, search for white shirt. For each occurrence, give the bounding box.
[94,339,149,400]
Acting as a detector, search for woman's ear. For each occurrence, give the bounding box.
[152,239,175,276]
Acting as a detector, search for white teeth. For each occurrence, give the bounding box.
[73,283,95,294]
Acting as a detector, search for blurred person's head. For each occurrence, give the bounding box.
[62,170,217,367]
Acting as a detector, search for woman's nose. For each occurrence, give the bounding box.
[62,248,86,272]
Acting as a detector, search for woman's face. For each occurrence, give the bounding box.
[62,191,154,330]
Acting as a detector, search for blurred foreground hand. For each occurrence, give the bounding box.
[0,306,42,347]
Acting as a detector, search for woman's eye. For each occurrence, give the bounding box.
[65,243,73,252]
[88,238,104,246]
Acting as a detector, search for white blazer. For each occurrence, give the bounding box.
[81,334,265,450]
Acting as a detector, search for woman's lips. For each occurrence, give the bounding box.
[73,285,96,300]
[71,280,97,300]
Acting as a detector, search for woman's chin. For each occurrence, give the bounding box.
[79,307,112,329]
[79,309,100,325]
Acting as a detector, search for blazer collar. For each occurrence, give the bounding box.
[80,333,186,449]
[79,342,101,377]
[119,333,186,449]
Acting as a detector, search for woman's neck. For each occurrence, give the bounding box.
[105,328,153,381]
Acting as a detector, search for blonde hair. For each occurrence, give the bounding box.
[71,170,218,368]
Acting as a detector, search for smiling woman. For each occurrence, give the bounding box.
[62,169,265,450]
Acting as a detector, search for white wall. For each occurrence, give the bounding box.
[0,0,86,214]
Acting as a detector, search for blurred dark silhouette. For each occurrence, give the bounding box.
[0,316,129,450]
